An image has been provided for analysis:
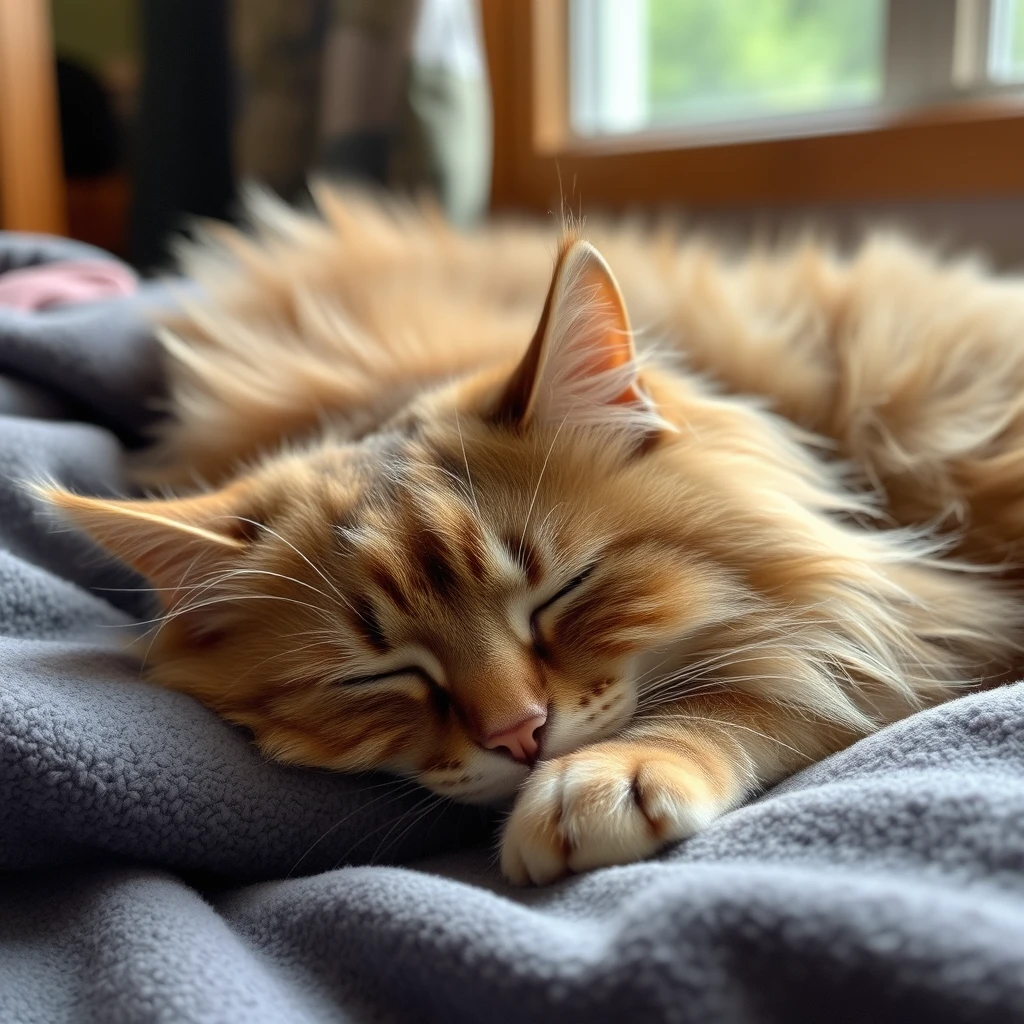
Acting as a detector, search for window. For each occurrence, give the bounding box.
[571,0,885,136]
[480,0,1024,210]
[568,0,1024,141]
[990,0,1024,80]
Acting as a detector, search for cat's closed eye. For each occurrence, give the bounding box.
[530,563,598,652]
[335,667,452,716]
[532,562,598,616]
[334,667,433,688]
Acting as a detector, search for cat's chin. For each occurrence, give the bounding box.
[444,778,526,807]
[431,731,643,808]
[417,754,530,805]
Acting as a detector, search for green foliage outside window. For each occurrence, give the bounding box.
[646,0,884,124]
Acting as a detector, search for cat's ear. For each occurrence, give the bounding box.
[495,238,666,434]
[38,484,252,606]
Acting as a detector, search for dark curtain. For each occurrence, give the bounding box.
[130,0,235,271]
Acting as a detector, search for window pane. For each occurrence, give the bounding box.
[990,0,1024,81]
[570,0,886,137]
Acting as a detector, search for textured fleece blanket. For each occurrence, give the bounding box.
[2,233,1024,1024]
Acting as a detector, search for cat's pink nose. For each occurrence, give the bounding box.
[482,711,547,764]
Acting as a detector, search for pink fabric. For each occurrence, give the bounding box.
[0,260,138,311]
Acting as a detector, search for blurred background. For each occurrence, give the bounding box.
[2,0,1024,270]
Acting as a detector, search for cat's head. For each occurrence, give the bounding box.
[42,239,741,803]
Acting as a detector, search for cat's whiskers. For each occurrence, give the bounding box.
[201,566,336,605]
[172,565,355,664]
[230,638,343,685]
[161,592,337,628]
[163,558,345,621]
[132,556,254,665]
[635,675,802,716]
[288,776,420,878]
[638,712,812,762]
[636,638,802,698]
[630,656,670,689]
[630,628,873,715]
[278,626,348,645]
[107,552,219,638]
[96,582,223,595]
[359,789,439,867]
[636,649,808,700]
[518,414,569,561]
[370,790,448,866]
[637,658,831,709]
[224,515,358,615]
[636,627,873,700]
[634,678,736,713]
[126,560,279,633]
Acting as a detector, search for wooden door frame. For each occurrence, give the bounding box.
[0,0,67,234]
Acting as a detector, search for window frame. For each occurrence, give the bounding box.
[480,0,1024,212]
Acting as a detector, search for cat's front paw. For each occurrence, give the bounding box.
[501,740,732,885]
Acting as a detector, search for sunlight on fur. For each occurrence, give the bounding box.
[40,187,1024,884]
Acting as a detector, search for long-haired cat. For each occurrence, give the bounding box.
[41,189,1024,884]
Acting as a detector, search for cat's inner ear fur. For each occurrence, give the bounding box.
[495,237,664,434]
[39,485,252,607]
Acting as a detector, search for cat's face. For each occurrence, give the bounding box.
[44,240,725,802]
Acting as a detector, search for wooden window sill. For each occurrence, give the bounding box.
[481,0,1024,212]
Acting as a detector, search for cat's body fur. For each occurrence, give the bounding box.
[45,190,1024,884]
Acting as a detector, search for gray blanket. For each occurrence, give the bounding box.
[2,234,1023,1024]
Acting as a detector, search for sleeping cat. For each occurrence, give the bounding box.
[42,188,1024,884]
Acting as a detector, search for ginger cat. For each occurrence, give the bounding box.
[43,190,1024,884]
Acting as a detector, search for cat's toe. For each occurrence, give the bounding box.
[500,766,572,885]
[501,744,722,885]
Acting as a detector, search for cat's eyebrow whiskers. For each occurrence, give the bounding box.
[519,414,569,562]
[532,501,568,547]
